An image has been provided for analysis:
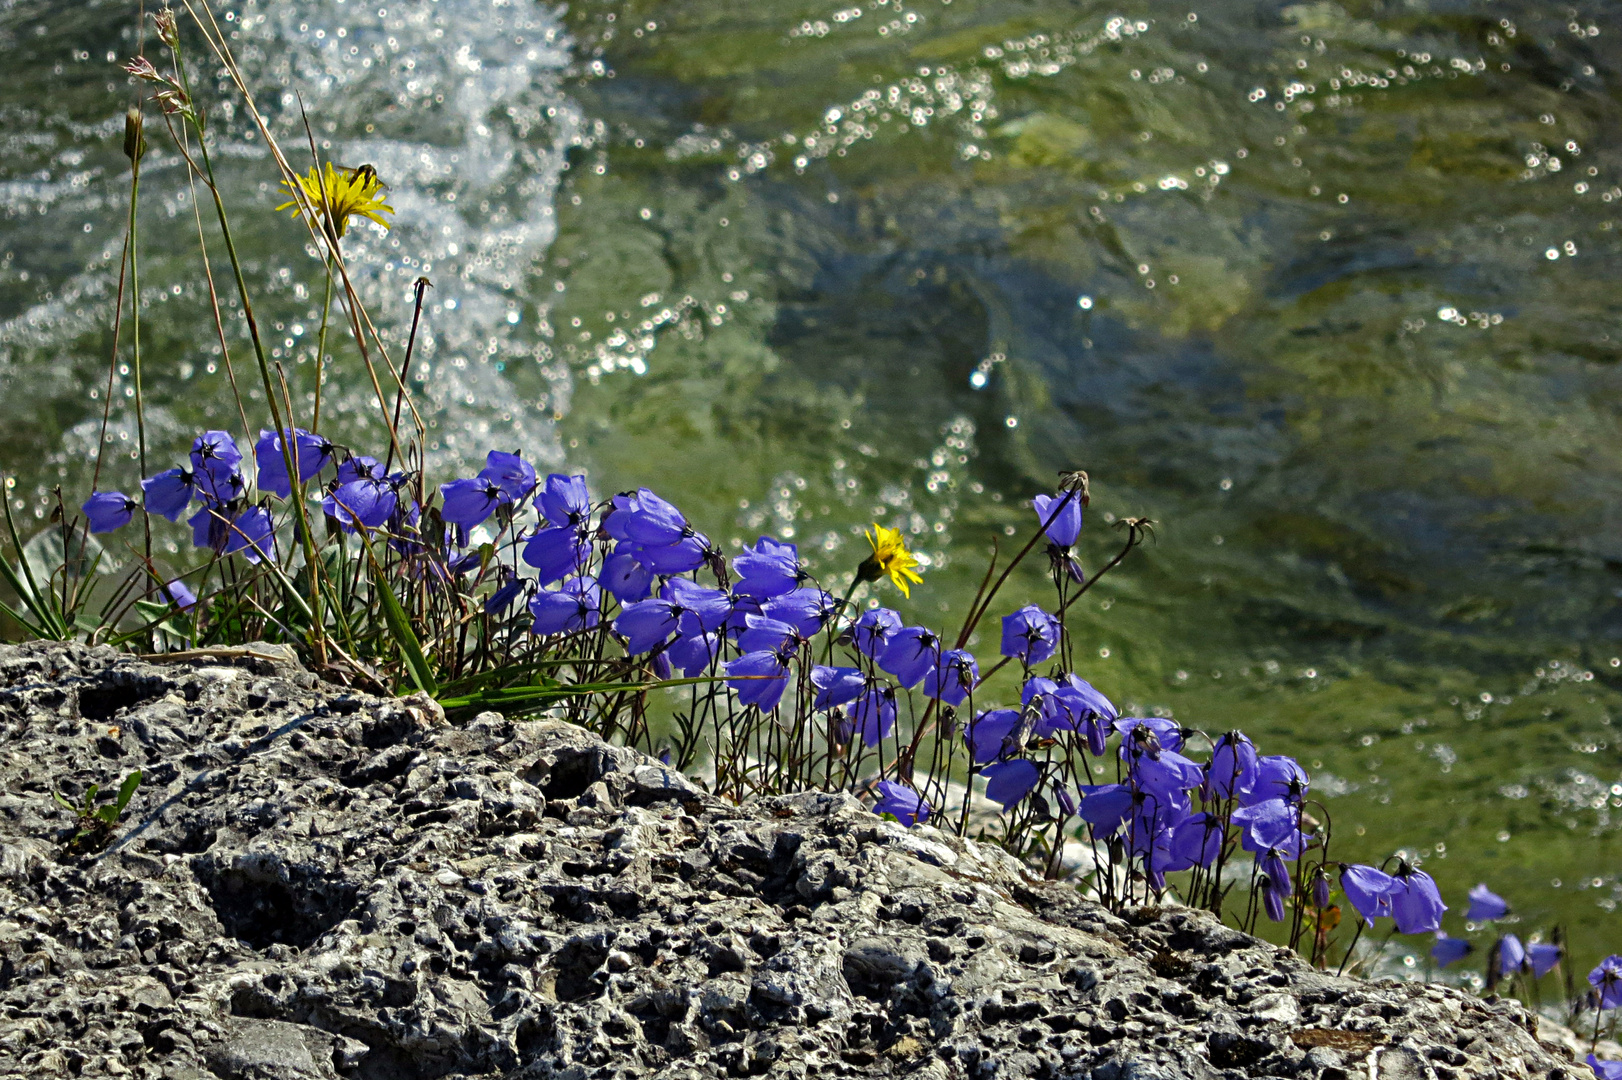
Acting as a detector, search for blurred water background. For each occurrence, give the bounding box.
[2,0,1621,975]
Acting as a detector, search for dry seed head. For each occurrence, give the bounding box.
[123,107,147,163]
[154,7,179,49]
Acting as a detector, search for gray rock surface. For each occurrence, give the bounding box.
[0,643,1590,1079]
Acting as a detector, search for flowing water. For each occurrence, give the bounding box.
[3,0,1622,976]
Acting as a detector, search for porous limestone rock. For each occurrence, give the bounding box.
[0,644,1590,1079]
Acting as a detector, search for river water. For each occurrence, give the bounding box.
[2,0,1620,975]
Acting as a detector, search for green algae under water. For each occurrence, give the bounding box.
[2,0,1621,977]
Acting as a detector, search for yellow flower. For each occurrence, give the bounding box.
[860,523,924,598]
[276,162,394,239]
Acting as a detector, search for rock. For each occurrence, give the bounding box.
[0,643,1588,1079]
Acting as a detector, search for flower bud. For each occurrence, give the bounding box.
[122,107,147,163]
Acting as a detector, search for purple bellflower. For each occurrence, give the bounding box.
[189,431,243,501]
[1497,934,1527,977]
[484,572,527,614]
[1243,755,1309,805]
[734,536,802,599]
[602,548,654,602]
[1339,864,1399,927]
[762,587,839,637]
[82,492,137,534]
[478,451,536,501]
[255,428,333,498]
[726,649,791,711]
[1115,716,1184,753]
[536,473,591,528]
[849,686,897,747]
[879,626,942,688]
[141,467,196,521]
[1076,784,1135,834]
[1431,933,1472,968]
[1587,1058,1622,1080]
[615,598,683,655]
[1466,883,1509,922]
[738,615,801,655]
[963,708,1021,765]
[1000,605,1060,665]
[873,781,930,827]
[1389,868,1446,934]
[1260,878,1287,923]
[1526,942,1562,979]
[325,477,397,532]
[529,576,601,636]
[924,649,979,706]
[223,506,275,564]
[1205,732,1259,800]
[983,759,1041,811]
[1033,492,1082,547]
[851,607,903,660]
[440,475,512,530]
[668,630,720,676]
[162,579,197,610]
[603,488,688,546]
[1589,955,1622,1010]
[811,666,866,710]
[523,525,592,585]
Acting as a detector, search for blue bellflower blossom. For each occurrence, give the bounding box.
[1589,955,1622,1010]
[811,666,866,710]
[963,708,1021,765]
[604,488,689,546]
[733,536,802,599]
[1526,942,1562,979]
[668,630,721,676]
[1588,1058,1622,1080]
[615,598,683,655]
[223,506,275,563]
[1033,492,1082,547]
[726,649,792,711]
[984,759,1041,810]
[325,478,397,532]
[1076,784,1135,834]
[536,473,591,528]
[738,615,801,654]
[163,579,197,610]
[255,428,333,498]
[1116,716,1185,754]
[479,451,537,501]
[1000,605,1060,665]
[337,456,384,485]
[530,576,601,636]
[632,534,710,575]
[1497,934,1527,977]
[1431,934,1472,968]
[1232,798,1304,859]
[187,504,229,555]
[1260,878,1287,923]
[82,492,137,533]
[1168,813,1223,871]
[1205,732,1259,800]
[141,467,196,522]
[523,525,592,585]
[762,587,839,637]
[849,686,897,747]
[602,548,654,602]
[1339,864,1399,927]
[879,626,942,688]
[873,781,930,827]
[189,431,243,501]
[1389,869,1446,934]
[851,607,903,660]
[1244,755,1310,805]
[1130,750,1204,804]
[484,572,527,614]
[663,578,732,632]
[1466,883,1509,922]
[924,649,979,706]
[440,476,512,530]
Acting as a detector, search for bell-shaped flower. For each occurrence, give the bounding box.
[849,686,897,747]
[1033,492,1082,547]
[1167,812,1223,871]
[615,597,683,655]
[763,587,839,637]
[963,708,1021,765]
[1389,868,1446,934]
[142,467,196,522]
[1260,851,1292,898]
[440,476,512,530]
[188,504,229,555]
[1497,933,1527,977]
[604,488,688,546]
[1129,749,1203,802]
[1116,716,1184,754]
[873,781,929,827]
[733,535,802,599]
[1431,933,1472,968]
[811,666,866,710]
[668,630,720,675]
[634,533,711,575]
[726,648,791,711]
[255,428,332,498]
[82,492,137,534]
[1588,955,1622,1009]
[523,525,591,585]
[879,626,942,688]
[1526,942,1562,979]
[484,573,528,614]
[1260,877,1287,923]
[1339,864,1399,927]
[536,473,591,528]
[1243,755,1309,806]
[223,506,275,564]
[1466,883,1509,922]
[602,548,653,602]
[1232,798,1304,859]
[984,759,1041,811]
[337,456,384,485]
[924,649,978,706]
[1589,1058,1622,1080]
[325,478,397,532]
[738,614,800,655]
[851,607,902,660]
[189,430,243,501]
[1000,605,1060,665]
[1076,783,1134,834]
[478,450,536,501]
[1205,732,1258,801]
[662,578,732,633]
[530,576,601,636]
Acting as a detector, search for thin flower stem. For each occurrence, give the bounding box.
[312,256,335,432]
